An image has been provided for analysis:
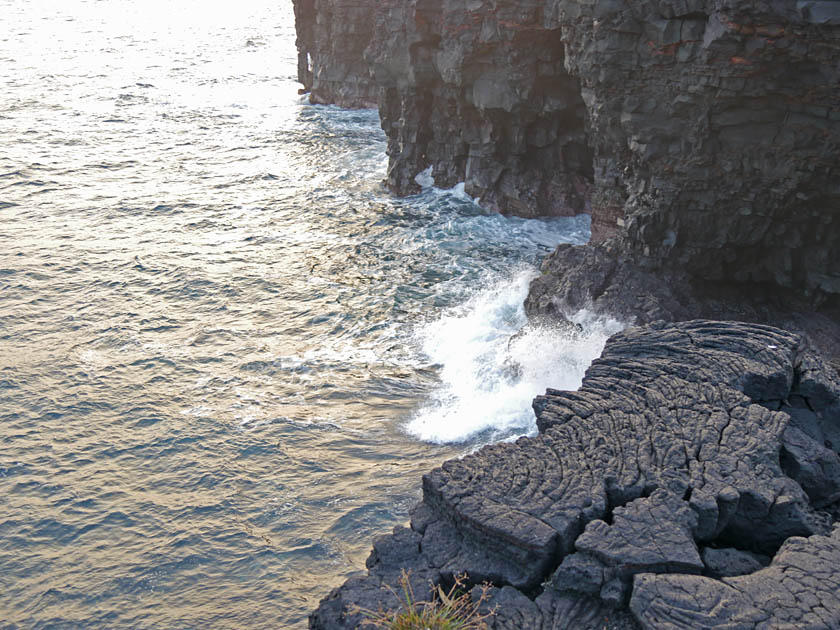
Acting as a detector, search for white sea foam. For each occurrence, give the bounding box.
[406,267,624,443]
[414,169,480,204]
[414,165,435,188]
[418,174,482,206]
[411,164,489,207]
[448,182,482,205]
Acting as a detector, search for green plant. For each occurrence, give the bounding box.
[353,570,496,630]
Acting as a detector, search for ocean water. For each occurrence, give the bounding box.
[0,1,617,628]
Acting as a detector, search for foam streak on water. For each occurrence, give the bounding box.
[409,269,623,443]
[0,2,619,628]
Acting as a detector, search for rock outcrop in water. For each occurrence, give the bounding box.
[292,0,378,108]
[367,1,594,218]
[294,0,840,306]
[311,320,840,630]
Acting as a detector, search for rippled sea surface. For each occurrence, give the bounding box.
[0,2,614,628]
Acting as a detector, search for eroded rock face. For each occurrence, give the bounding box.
[367,0,593,218]
[310,321,840,629]
[523,242,840,369]
[292,0,378,108]
[295,0,840,297]
[556,0,840,296]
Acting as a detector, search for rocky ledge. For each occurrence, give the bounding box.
[311,320,840,630]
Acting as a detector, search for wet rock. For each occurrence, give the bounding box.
[524,242,840,368]
[309,321,840,629]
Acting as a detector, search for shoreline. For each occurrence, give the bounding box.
[293,1,840,627]
[293,0,839,344]
[309,320,840,629]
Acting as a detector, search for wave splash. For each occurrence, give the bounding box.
[407,267,624,443]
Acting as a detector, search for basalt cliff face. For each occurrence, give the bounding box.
[367,0,594,218]
[294,0,840,308]
[293,0,378,107]
[294,1,840,629]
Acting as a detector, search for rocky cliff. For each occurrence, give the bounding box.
[519,0,840,350]
[294,1,840,628]
[367,0,594,218]
[293,0,378,107]
[294,0,840,306]
[310,321,840,629]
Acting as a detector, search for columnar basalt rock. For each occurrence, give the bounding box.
[310,321,840,629]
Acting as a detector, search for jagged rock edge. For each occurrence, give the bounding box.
[309,321,840,630]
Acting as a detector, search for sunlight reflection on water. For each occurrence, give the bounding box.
[0,2,607,628]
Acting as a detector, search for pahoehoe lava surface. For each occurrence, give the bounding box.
[311,321,840,629]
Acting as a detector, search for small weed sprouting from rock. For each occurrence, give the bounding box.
[352,570,496,630]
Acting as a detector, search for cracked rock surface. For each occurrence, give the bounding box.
[310,321,840,630]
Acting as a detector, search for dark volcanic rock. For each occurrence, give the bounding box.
[294,0,840,303]
[553,489,704,607]
[292,0,377,108]
[293,0,840,625]
[520,0,840,336]
[310,321,840,629]
[524,242,840,369]
[366,0,593,217]
[557,0,840,292]
[700,547,770,578]
[631,527,840,629]
[483,586,640,630]
[377,0,840,294]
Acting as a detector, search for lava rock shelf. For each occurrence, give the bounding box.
[311,320,840,630]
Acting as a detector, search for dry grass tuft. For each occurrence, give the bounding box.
[352,570,496,630]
